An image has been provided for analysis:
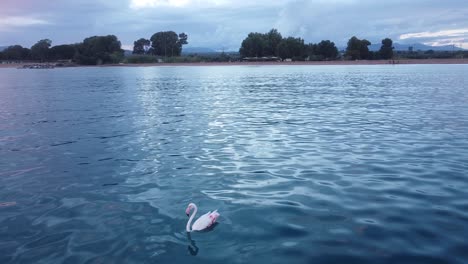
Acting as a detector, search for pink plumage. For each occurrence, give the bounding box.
[185,203,220,232]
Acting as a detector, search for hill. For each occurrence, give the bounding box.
[368,42,464,52]
[182,47,217,54]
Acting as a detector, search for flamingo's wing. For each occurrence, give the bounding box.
[191,210,220,231]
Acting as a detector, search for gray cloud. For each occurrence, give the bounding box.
[275,0,468,47]
[0,0,467,50]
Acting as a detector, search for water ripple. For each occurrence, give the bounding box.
[1,65,468,263]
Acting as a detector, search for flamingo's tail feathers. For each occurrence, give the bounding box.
[212,210,220,219]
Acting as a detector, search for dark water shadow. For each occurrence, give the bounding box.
[186,223,220,256]
[186,232,199,256]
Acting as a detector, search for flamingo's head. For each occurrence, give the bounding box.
[185,203,195,217]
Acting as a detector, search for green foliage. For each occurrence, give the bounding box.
[125,54,160,63]
[178,33,188,45]
[396,50,466,59]
[75,35,123,65]
[379,38,394,59]
[49,44,76,60]
[277,37,307,60]
[368,51,381,60]
[360,39,371,59]
[265,29,283,56]
[150,31,188,57]
[1,45,31,60]
[239,29,338,61]
[239,32,268,57]
[346,36,371,60]
[124,52,239,64]
[239,29,283,57]
[305,43,318,59]
[216,52,232,62]
[133,38,151,54]
[31,39,52,61]
[163,56,203,63]
[109,51,124,63]
[316,40,338,60]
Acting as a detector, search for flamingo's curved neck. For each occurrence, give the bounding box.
[186,204,198,232]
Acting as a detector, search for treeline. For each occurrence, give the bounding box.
[126,51,238,64]
[0,35,123,65]
[0,31,188,65]
[239,29,338,61]
[132,31,188,56]
[2,29,465,64]
[345,36,394,60]
[239,29,395,61]
[397,49,467,59]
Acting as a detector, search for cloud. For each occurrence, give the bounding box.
[131,0,190,8]
[0,0,467,49]
[274,0,468,47]
[130,0,229,9]
[399,28,468,48]
[130,0,291,10]
[400,28,468,40]
[0,16,50,31]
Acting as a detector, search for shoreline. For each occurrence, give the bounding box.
[1,58,468,68]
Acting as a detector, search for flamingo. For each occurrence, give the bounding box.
[185,203,220,232]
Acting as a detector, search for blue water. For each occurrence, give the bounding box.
[1,65,468,264]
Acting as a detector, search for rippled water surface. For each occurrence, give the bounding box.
[1,65,468,264]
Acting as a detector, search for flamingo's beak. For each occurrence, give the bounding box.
[186,213,189,217]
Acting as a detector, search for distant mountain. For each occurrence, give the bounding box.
[182,47,217,54]
[0,46,7,51]
[123,50,133,56]
[368,42,464,52]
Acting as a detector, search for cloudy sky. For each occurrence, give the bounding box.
[1,0,467,50]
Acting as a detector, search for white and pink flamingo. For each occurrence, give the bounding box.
[185,203,220,232]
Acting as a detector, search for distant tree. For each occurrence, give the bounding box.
[31,39,52,61]
[132,38,151,54]
[218,51,230,62]
[306,43,318,60]
[277,37,306,60]
[2,45,31,60]
[316,40,338,60]
[346,36,361,60]
[369,51,380,60]
[238,30,340,61]
[239,29,283,57]
[239,32,267,57]
[379,38,394,59]
[75,35,123,65]
[359,39,371,59]
[178,33,188,46]
[177,32,189,54]
[150,31,187,57]
[265,29,283,56]
[425,49,435,54]
[346,36,371,60]
[49,44,76,60]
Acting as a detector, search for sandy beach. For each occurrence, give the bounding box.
[1,58,468,68]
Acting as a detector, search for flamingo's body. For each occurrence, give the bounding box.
[185,203,219,232]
